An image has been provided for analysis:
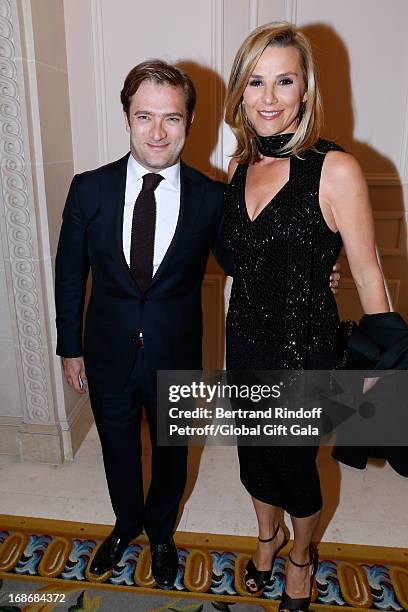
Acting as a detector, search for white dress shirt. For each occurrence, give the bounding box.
[123,155,181,275]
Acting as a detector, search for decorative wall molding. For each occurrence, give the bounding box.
[0,0,51,424]
[60,397,93,462]
[365,173,402,187]
[248,0,258,31]
[90,0,109,165]
[400,82,408,185]
[0,416,22,455]
[202,274,224,369]
[210,0,225,179]
[340,212,404,256]
[284,0,298,24]
[374,211,405,257]
[341,277,400,311]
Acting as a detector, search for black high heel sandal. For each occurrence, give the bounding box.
[244,523,287,594]
[278,544,318,612]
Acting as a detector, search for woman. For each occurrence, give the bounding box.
[224,22,389,611]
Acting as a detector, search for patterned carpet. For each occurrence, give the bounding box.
[0,515,407,611]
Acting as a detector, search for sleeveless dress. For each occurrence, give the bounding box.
[224,139,343,517]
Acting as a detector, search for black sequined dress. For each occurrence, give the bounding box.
[225,137,344,517]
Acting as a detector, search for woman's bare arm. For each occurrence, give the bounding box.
[320,151,389,313]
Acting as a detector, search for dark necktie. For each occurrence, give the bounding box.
[130,172,163,292]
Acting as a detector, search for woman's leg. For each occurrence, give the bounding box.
[245,497,286,593]
[282,510,320,604]
[245,496,286,591]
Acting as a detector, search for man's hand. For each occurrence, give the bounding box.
[330,262,341,295]
[62,357,87,394]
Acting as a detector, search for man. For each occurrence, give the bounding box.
[56,59,339,588]
[56,60,230,587]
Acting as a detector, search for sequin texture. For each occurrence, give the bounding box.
[224,139,344,369]
[257,132,293,157]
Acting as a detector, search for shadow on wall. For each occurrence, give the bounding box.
[176,59,228,368]
[304,23,407,318]
[305,23,408,538]
[305,23,400,180]
[176,60,227,183]
[169,62,228,516]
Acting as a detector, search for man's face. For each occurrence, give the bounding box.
[125,80,190,171]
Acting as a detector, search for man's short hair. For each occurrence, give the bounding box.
[121,59,196,126]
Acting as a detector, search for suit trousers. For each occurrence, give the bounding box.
[88,346,188,543]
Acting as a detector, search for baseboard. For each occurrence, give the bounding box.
[61,397,94,461]
[0,416,22,456]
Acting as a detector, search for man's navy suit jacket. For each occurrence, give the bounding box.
[55,153,231,393]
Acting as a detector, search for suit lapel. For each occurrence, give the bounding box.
[149,161,203,289]
[100,157,203,292]
[99,153,141,291]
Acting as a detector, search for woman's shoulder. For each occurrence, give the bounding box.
[303,139,364,194]
[318,141,365,193]
[308,138,359,178]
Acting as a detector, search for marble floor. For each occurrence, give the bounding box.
[0,416,407,548]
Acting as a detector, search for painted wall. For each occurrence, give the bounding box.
[63,0,408,321]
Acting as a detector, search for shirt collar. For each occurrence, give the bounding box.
[127,154,180,191]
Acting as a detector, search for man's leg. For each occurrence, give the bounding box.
[87,356,145,574]
[91,386,144,537]
[138,356,188,587]
[140,383,188,541]
[144,434,188,542]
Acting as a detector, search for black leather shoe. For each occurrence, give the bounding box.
[150,537,179,589]
[89,530,136,575]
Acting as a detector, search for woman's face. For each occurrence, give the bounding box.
[242,44,307,136]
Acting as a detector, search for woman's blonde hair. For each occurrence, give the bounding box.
[225,22,323,164]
